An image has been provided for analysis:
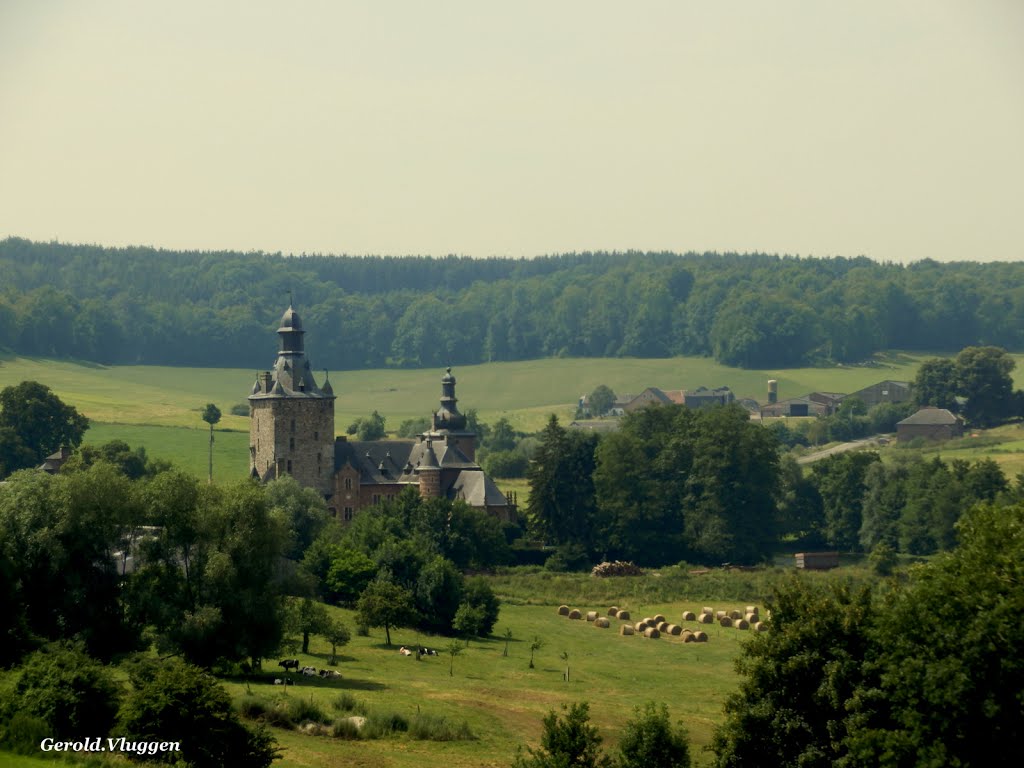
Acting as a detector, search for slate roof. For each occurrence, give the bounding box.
[450,471,509,507]
[897,407,960,426]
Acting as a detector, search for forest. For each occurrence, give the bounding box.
[3,237,1024,369]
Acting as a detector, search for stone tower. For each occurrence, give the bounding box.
[248,304,335,495]
[423,367,476,460]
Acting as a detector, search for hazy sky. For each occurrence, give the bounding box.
[1,1,1022,262]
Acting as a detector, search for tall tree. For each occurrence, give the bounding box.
[912,357,959,411]
[0,381,88,470]
[955,345,1016,427]
[201,403,221,483]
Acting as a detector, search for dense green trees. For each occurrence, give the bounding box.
[914,346,1020,426]
[5,239,1024,371]
[712,502,1024,767]
[0,381,88,476]
[590,404,779,565]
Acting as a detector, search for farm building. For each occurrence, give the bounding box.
[847,380,912,407]
[248,304,514,523]
[896,407,964,441]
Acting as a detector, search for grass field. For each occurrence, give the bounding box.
[0,351,951,435]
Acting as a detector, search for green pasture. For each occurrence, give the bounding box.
[82,423,251,480]
[227,597,755,768]
[877,422,1024,478]
[0,351,949,436]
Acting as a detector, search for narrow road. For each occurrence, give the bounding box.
[797,436,889,465]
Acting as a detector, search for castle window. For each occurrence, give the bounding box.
[344,507,353,521]
[317,453,322,464]
[289,437,295,450]
[290,419,295,433]
[345,478,352,490]
[372,494,381,505]
[287,460,292,473]
[314,431,319,440]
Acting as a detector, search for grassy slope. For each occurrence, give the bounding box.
[227,597,754,768]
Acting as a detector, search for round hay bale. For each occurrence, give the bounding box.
[594,617,611,628]
[657,621,670,633]
[586,611,598,622]
[719,616,733,627]
[608,606,619,617]
[702,606,713,615]
[745,605,758,615]
[653,614,666,624]
[667,624,682,636]
[735,618,750,630]
[557,605,570,616]
[568,609,582,620]
[616,610,631,621]
[729,610,742,620]
[643,617,656,626]
[745,612,758,623]
[681,610,696,622]
[620,624,635,636]
[693,631,708,642]
[716,610,727,620]
[635,621,649,632]
[754,621,768,632]
[643,627,661,639]
[682,631,696,643]
[698,613,713,624]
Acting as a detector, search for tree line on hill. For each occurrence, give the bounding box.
[4,237,1024,370]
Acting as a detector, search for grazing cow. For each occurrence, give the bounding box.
[329,670,342,679]
[302,666,318,676]
[398,647,413,656]
[278,659,299,672]
[319,669,331,678]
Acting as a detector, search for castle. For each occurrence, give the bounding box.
[248,305,514,523]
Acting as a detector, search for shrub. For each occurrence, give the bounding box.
[332,718,363,740]
[118,658,280,767]
[288,696,331,725]
[618,702,690,768]
[230,403,250,416]
[332,693,366,715]
[237,696,268,720]
[363,711,409,738]
[12,642,120,740]
[409,713,476,741]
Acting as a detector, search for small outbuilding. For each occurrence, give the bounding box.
[896,407,964,442]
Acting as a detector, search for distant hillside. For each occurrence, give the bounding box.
[3,238,1024,370]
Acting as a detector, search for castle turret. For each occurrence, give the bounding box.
[416,439,441,499]
[424,367,476,460]
[248,304,335,494]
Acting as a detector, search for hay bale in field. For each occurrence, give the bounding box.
[643,617,656,626]
[608,606,619,617]
[586,611,599,622]
[681,610,696,622]
[568,609,582,620]
[745,605,758,615]
[643,627,661,639]
[716,610,727,620]
[557,605,570,616]
[682,631,696,643]
[729,610,742,620]
[653,614,666,624]
[698,612,713,624]
[719,616,733,627]
[693,631,708,642]
[667,624,682,636]
[656,622,669,633]
[702,606,713,615]
[616,610,631,621]
[745,612,758,623]
[594,617,611,628]
[735,619,749,630]
[620,624,635,636]
[754,622,768,632]
[635,621,649,632]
